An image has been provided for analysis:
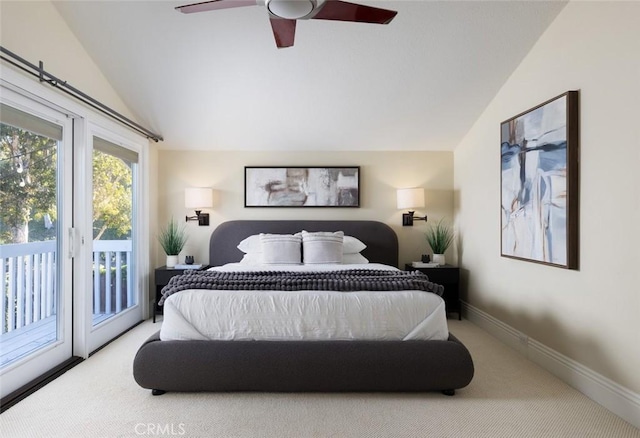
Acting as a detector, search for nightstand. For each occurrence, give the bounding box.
[405,264,461,320]
[154,265,208,323]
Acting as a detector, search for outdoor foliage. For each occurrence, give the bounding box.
[92,150,132,240]
[0,124,57,244]
[0,123,133,244]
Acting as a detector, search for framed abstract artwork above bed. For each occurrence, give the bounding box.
[244,166,360,207]
[500,91,579,269]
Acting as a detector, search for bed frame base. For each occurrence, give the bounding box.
[151,389,457,396]
[134,331,474,394]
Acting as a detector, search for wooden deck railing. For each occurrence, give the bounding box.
[92,239,134,317]
[0,239,133,335]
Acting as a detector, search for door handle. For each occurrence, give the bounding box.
[68,227,75,258]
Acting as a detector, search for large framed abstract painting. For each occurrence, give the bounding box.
[245,166,360,207]
[500,91,579,269]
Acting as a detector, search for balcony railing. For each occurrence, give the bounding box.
[1,241,56,335]
[0,239,133,335]
[92,239,134,320]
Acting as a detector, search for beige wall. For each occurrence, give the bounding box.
[0,1,134,120]
[156,151,454,268]
[454,1,640,393]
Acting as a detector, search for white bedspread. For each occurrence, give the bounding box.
[159,264,449,342]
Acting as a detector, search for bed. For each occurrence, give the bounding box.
[133,220,474,395]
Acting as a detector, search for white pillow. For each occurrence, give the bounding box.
[240,252,368,265]
[343,235,367,254]
[238,253,261,264]
[301,231,344,264]
[342,253,369,264]
[259,233,302,264]
[237,234,261,254]
[238,232,366,255]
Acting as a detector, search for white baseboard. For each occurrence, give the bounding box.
[463,302,640,429]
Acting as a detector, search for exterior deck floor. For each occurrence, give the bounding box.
[1,313,115,367]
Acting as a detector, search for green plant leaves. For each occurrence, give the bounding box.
[158,217,187,255]
[425,219,453,254]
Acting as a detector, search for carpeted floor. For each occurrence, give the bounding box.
[1,319,639,438]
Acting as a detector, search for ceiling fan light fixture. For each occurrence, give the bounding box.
[266,0,318,19]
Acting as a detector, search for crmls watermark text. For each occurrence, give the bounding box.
[134,423,186,436]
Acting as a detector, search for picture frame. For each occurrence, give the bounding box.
[500,91,579,269]
[244,166,360,208]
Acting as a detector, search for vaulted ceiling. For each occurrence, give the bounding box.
[53,1,567,151]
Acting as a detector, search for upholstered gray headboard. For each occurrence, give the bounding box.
[209,220,398,268]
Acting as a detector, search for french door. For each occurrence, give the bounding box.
[0,90,74,399]
[79,128,143,354]
[1,84,146,400]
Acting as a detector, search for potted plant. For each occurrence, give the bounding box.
[158,217,187,268]
[425,219,454,265]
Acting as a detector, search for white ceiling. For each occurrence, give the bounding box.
[53,1,567,151]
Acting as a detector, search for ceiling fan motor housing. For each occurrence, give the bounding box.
[264,0,325,20]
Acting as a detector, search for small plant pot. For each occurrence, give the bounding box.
[166,255,179,268]
[432,254,446,265]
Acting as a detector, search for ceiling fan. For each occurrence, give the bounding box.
[175,0,398,48]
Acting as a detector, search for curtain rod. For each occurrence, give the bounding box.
[0,46,163,142]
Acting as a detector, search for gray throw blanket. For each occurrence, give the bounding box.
[159,269,444,305]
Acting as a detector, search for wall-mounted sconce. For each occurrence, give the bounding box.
[397,188,427,226]
[185,187,213,226]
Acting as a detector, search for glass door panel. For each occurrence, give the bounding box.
[91,143,136,326]
[86,134,141,353]
[0,97,73,399]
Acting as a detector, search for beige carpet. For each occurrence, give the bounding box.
[1,319,638,438]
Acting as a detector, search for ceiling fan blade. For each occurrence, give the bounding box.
[176,0,257,14]
[270,18,296,48]
[311,0,397,24]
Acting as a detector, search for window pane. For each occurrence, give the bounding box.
[91,146,136,325]
[0,120,59,367]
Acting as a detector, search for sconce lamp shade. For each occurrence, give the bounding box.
[185,187,213,226]
[397,188,427,226]
[397,188,425,210]
[185,187,213,209]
